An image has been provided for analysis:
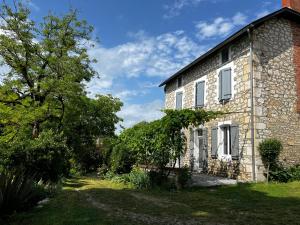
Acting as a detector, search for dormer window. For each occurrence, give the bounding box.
[177,76,183,88]
[221,47,230,64]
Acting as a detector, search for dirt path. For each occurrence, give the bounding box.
[75,187,219,225]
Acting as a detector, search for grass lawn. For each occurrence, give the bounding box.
[6,176,300,225]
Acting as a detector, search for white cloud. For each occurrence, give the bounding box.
[256,10,271,19]
[195,12,248,40]
[23,0,40,11]
[117,99,164,130]
[114,89,148,101]
[86,30,206,96]
[232,12,248,25]
[163,0,204,19]
[163,0,225,19]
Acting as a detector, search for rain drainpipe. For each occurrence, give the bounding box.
[248,26,256,182]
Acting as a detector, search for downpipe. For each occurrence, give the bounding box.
[248,26,256,182]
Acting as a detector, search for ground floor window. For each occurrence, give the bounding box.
[221,125,231,156]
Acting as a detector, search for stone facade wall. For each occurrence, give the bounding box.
[253,18,300,166]
[164,17,300,181]
[165,36,254,181]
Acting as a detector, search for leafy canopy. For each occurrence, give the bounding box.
[0,2,122,180]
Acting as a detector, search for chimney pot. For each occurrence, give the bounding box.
[283,0,300,12]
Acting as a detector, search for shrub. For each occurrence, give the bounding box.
[97,165,109,179]
[104,171,116,180]
[3,130,70,183]
[269,165,300,183]
[128,167,150,189]
[258,138,283,182]
[0,170,46,216]
[149,171,168,187]
[269,167,292,183]
[176,166,191,189]
[110,174,130,184]
[289,165,300,181]
[72,145,102,174]
[104,168,150,189]
[110,144,134,174]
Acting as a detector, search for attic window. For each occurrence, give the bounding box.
[177,76,183,88]
[221,47,230,64]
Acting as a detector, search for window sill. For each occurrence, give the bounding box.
[219,99,231,105]
[218,155,232,161]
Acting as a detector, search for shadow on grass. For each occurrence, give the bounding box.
[79,183,300,225]
[7,180,300,225]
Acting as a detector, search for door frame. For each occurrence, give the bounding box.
[192,127,208,172]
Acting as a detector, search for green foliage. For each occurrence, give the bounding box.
[258,139,283,170]
[127,167,150,189]
[112,109,221,174]
[148,171,168,187]
[0,2,122,178]
[269,165,300,183]
[103,171,116,180]
[258,138,283,182]
[64,96,122,173]
[0,169,46,216]
[110,143,134,174]
[176,166,192,189]
[3,130,69,182]
[289,165,300,181]
[105,167,150,189]
[96,165,109,178]
[269,168,292,183]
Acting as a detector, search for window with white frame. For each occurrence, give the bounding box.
[211,123,239,160]
[221,125,231,156]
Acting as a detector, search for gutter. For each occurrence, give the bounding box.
[159,7,298,87]
[247,26,256,182]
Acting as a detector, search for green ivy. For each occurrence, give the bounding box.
[111,109,222,174]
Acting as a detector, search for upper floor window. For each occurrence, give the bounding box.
[221,47,230,64]
[177,76,183,88]
[218,68,232,102]
[176,92,183,109]
[195,81,205,108]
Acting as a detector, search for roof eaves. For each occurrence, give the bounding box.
[159,7,296,87]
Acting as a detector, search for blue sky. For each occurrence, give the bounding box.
[25,0,282,129]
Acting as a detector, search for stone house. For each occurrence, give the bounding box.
[159,0,300,181]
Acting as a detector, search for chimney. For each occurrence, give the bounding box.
[283,0,300,12]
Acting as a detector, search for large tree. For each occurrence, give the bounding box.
[0,2,122,180]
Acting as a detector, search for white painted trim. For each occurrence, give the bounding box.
[174,87,184,109]
[193,75,208,108]
[215,61,236,103]
[192,126,205,171]
[217,120,232,161]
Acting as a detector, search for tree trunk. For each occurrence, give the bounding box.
[266,163,270,183]
[32,122,39,138]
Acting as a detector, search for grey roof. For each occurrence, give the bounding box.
[159,7,300,87]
